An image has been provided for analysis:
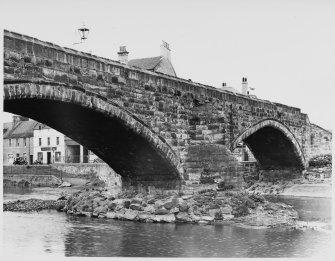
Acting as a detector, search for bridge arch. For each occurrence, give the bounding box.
[231,119,306,170]
[4,82,183,187]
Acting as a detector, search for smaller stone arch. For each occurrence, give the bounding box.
[231,119,306,169]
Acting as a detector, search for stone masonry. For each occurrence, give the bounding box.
[3,30,332,188]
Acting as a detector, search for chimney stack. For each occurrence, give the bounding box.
[242,77,249,95]
[160,40,171,61]
[118,46,129,64]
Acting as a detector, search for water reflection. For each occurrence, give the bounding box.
[61,215,333,257]
[3,191,333,257]
[266,195,332,222]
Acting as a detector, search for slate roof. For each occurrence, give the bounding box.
[3,120,38,138]
[3,122,14,136]
[128,56,162,70]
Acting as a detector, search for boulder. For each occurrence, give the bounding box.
[80,211,92,217]
[221,205,233,214]
[131,198,143,205]
[121,209,138,221]
[154,200,165,209]
[155,208,170,215]
[179,202,189,212]
[200,216,214,223]
[182,195,193,200]
[108,202,117,211]
[222,214,234,220]
[153,214,176,223]
[59,181,72,188]
[147,198,156,204]
[163,201,174,210]
[143,204,155,214]
[169,207,179,214]
[106,211,117,219]
[208,208,220,217]
[137,213,155,222]
[176,212,192,222]
[130,203,143,211]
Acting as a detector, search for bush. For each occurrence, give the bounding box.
[233,204,249,217]
[200,175,215,184]
[218,181,235,191]
[249,192,265,203]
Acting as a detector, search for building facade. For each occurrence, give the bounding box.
[3,116,36,164]
[33,123,66,164]
[3,116,100,165]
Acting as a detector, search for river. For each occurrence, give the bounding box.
[2,187,333,257]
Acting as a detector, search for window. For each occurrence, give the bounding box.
[16,139,19,147]
[56,137,60,145]
[24,138,27,147]
[129,71,138,80]
[47,137,50,146]
[9,139,12,147]
[310,134,314,145]
[8,154,13,163]
[112,67,120,76]
[23,153,27,160]
[55,152,61,162]
[37,152,43,162]
[39,138,42,146]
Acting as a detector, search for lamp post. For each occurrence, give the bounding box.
[73,23,90,45]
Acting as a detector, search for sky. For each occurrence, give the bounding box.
[1,0,334,130]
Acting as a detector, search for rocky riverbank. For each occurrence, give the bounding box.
[3,198,66,212]
[44,186,298,228]
[245,165,332,197]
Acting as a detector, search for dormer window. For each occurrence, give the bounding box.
[129,71,139,80]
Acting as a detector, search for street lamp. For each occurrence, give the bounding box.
[73,23,90,45]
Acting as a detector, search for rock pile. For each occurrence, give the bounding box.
[3,199,66,212]
[60,187,298,227]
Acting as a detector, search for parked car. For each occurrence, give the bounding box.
[13,157,28,165]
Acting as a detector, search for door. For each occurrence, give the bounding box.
[47,152,51,164]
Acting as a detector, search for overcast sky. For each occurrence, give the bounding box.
[1,0,334,130]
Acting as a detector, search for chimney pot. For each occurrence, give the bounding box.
[118,46,129,64]
[161,40,171,61]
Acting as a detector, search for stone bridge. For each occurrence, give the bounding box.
[3,30,332,188]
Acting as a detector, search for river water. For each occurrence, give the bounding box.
[2,187,333,257]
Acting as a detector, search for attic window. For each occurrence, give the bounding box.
[129,71,139,80]
[112,66,120,75]
[39,125,41,130]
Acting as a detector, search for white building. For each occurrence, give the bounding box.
[33,123,66,164]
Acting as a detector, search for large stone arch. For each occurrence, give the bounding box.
[4,81,183,187]
[231,119,306,170]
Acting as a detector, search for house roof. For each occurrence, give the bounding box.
[4,120,38,138]
[3,122,14,136]
[128,56,162,70]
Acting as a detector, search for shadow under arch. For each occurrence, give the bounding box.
[4,82,182,187]
[231,119,306,170]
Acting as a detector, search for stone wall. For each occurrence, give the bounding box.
[3,163,122,189]
[3,30,332,187]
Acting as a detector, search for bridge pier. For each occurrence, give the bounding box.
[183,144,244,188]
